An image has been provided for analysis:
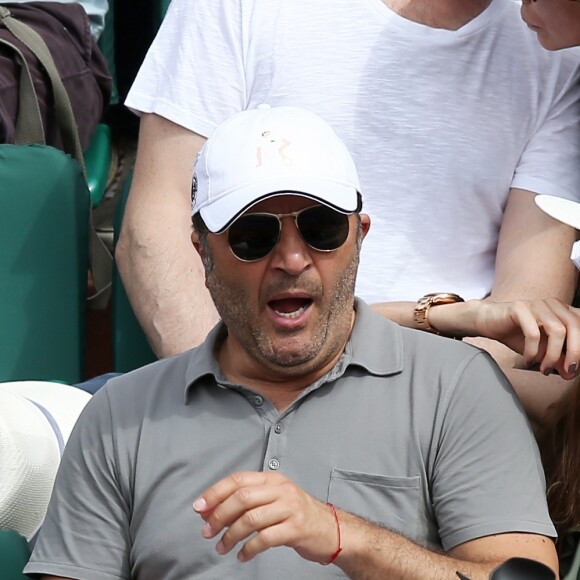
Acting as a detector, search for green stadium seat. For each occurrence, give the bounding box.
[154,0,172,29]
[0,145,89,384]
[0,530,31,580]
[85,123,113,208]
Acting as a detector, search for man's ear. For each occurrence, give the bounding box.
[359,213,371,241]
[191,230,203,258]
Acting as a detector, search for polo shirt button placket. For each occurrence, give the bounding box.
[274,423,282,434]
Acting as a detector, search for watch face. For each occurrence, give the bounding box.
[429,293,464,304]
[434,293,463,303]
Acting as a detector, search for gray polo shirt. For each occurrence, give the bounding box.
[25,300,555,580]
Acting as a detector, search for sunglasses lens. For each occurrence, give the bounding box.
[297,205,350,251]
[227,205,351,261]
[228,214,280,261]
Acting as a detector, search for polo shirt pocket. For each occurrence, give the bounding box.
[327,469,421,538]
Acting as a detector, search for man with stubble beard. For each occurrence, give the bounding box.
[26,106,561,579]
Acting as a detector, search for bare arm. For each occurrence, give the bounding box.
[194,472,558,580]
[372,189,579,427]
[465,189,578,427]
[337,512,557,580]
[115,114,219,357]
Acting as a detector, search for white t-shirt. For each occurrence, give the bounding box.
[126,0,580,303]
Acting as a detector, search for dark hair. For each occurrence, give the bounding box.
[539,378,580,541]
[191,213,214,272]
[192,212,208,238]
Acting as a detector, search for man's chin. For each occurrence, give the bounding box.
[260,345,320,373]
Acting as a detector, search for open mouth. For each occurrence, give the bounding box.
[268,297,313,319]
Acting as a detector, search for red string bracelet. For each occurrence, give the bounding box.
[322,502,343,565]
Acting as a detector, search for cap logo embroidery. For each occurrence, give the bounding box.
[191,171,198,210]
[256,130,292,168]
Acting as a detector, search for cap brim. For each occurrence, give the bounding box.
[535,195,580,229]
[200,177,359,233]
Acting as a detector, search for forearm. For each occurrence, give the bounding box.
[196,473,557,577]
[116,226,218,357]
[116,114,215,358]
[336,512,502,580]
[370,301,418,328]
[370,299,487,338]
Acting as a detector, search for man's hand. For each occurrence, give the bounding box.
[193,472,339,564]
[192,472,558,579]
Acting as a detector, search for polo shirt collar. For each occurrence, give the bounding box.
[184,323,226,401]
[347,298,404,376]
[184,298,404,402]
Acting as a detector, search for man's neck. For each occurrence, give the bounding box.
[381,0,493,30]
[218,344,344,413]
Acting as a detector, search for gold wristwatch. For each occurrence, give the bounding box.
[413,293,465,336]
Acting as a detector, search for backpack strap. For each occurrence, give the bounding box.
[0,4,85,176]
[0,36,44,145]
[0,5,112,307]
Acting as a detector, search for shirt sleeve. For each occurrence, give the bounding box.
[431,351,556,551]
[512,51,580,202]
[124,0,247,139]
[24,386,132,580]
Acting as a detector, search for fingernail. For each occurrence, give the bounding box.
[216,540,225,554]
[193,497,207,512]
[543,367,553,376]
[568,363,577,374]
[201,522,213,538]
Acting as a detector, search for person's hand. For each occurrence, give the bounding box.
[193,471,340,564]
[472,299,580,379]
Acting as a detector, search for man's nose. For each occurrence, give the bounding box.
[269,217,312,275]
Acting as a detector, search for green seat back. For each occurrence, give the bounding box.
[0,145,89,383]
[85,123,113,208]
[98,0,118,104]
[112,172,156,372]
[0,530,31,579]
[154,0,172,29]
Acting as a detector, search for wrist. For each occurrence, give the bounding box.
[321,502,342,566]
[428,299,482,339]
[413,293,465,338]
[330,510,396,574]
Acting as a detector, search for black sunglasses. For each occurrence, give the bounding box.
[226,204,352,262]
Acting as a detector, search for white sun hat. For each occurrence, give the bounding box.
[191,104,362,233]
[535,195,580,270]
[535,195,580,229]
[0,381,91,541]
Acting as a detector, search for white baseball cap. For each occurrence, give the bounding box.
[192,105,362,233]
[0,381,91,541]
